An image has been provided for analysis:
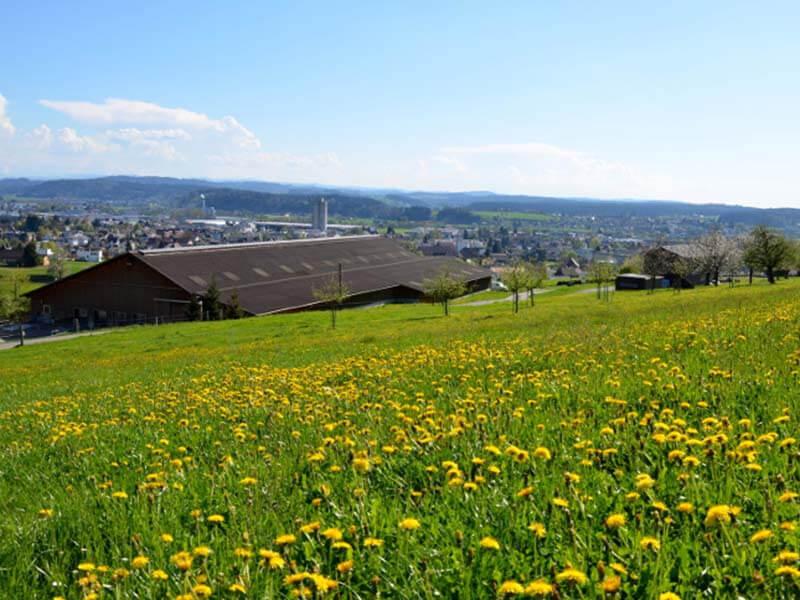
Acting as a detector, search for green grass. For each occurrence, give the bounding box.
[0,262,93,296]
[1,280,800,598]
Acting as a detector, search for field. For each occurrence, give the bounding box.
[0,263,93,296]
[1,282,800,598]
[473,211,555,222]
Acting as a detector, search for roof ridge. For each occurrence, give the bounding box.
[138,234,380,255]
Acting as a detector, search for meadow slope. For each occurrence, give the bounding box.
[1,282,799,598]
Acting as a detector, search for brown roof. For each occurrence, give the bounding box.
[136,236,490,315]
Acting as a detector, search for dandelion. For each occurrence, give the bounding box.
[229,583,247,593]
[131,556,149,569]
[640,537,661,552]
[275,534,297,546]
[192,584,213,598]
[677,502,694,514]
[533,447,552,460]
[498,580,525,595]
[528,522,546,538]
[659,593,681,600]
[774,566,800,578]
[193,545,212,557]
[399,517,421,531]
[556,567,588,585]
[479,536,501,550]
[605,513,626,529]
[364,537,384,548]
[750,529,773,544]
[524,580,554,596]
[111,491,128,500]
[171,551,193,571]
[322,527,343,541]
[160,533,174,543]
[208,514,225,524]
[151,569,169,581]
[773,550,800,564]
[599,576,621,593]
[239,477,257,486]
[336,560,353,573]
[704,505,733,527]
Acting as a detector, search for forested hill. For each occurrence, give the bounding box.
[1,176,799,226]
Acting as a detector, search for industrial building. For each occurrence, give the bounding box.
[26,235,491,326]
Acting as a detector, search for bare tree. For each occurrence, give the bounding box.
[423,268,466,316]
[47,248,68,281]
[313,266,350,328]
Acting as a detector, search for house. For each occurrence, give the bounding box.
[26,235,491,326]
[615,273,665,291]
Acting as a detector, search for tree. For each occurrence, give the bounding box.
[186,295,202,322]
[202,277,221,320]
[22,241,39,267]
[423,268,466,316]
[224,289,244,320]
[693,230,736,285]
[619,254,644,274]
[0,276,30,346]
[742,225,793,284]
[503,262,529,314]
[312,267,350,329]
[588,262,617,301]
[47,249,68,281]
[525,262,548,306]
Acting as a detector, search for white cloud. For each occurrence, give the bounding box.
[40,97,261,149]
[27,124,53,149]
[57,127,111,153]
[0,94,15,137]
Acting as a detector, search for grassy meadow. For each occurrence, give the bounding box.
[1,281,800,598]
[0,263,93,296]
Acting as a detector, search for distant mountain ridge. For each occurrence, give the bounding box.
[1,176,799,227]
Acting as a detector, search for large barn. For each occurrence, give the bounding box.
[26,236,491,326]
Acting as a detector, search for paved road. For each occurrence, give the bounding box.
[0,328,114,351]
[459,287,554,307]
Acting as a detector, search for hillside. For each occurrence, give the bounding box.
[2,282,800,597]
[4,176,800,226]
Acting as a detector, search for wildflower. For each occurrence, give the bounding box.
[38,509,54,518]
[193,545,212,557]
[779,491,799,503]
[399,517,421,531]
[556,567,588,585]
[517,486,534,498]
[111,491,128,500]
[533,447,551,460]
[773,550,800,564]
[131,555,149,569]
[774,566,800,578]
[750,529,773,544]
[352,457,371,472]
[640,537,661,551]
[528,522,546,538]
[524,579,554,596]
[322,527,343,541]
[659,594,681,600]
[208,514,225,524]
[192,584,213,598]
[275,534,297,546]
[480,536,501,550]
[600,576,621,593]
[364,537,384,548]
[337,560,353,573]
[704,505,733,527]
[171,551,193,570]
[151,569,169,581]
[160,533,174,543]
[229,583,247,593]
[498,580,525,594]
[635,474,655,490]
[299,521,321,534]
[605,513,626,529]
[239,477,257,486]
[552,497,569,509]
[677,502,694,514]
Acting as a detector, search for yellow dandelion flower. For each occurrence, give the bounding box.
[479,536,501,550]
[131,556,149,569]
[605,513,626,529]
[640,536,661,551]
[555,567,588,585]
[399,517,421,531]
[750,529,773,544]
[524,579,554,596]
[498,580,525,595]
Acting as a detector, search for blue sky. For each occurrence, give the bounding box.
[1,1,799,207]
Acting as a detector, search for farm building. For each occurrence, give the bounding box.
[25,235,491,326]
[642,245,707,288]
[615,273,665,291]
